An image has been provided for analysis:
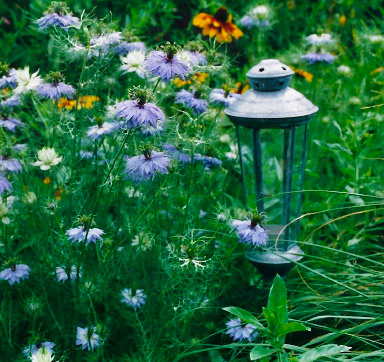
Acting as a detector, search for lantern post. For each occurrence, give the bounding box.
[225,59,318,277]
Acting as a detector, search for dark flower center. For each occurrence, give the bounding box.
[214,7,229,23]
[194,90,202,99]
[251,214,263,229]
[143,148,152,160]
[11,265,16,271]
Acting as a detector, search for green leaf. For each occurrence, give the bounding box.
[263,307,277,329]
[250,346,276,360]
[268,275,288,324]
[277,322,310,336]
[223,307,263,328]
[297,344,351,362]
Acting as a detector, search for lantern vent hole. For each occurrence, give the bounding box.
[282,67,286,70]
[279,80,284,86]
[259,68,265,72]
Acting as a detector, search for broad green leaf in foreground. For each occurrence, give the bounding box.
[297,344,351,362]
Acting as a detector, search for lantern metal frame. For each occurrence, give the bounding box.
[225,59,318,277]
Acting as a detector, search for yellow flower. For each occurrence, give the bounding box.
[193,7,243,43]
[231,82,250,94]
[57,95,100,110]
[173,72,209,87]
[43,176,51,185]
[55,186,63,200]
[291,67,313,83]
[339,14,347,26]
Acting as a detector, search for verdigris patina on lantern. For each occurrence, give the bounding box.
[225,59,318,277]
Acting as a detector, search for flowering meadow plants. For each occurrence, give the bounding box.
[1,0,384,361]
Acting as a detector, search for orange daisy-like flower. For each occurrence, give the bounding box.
[193,7,243,43]
[173,72,209,87]
[57,95,100,110]
[231,81,250,94]
[291,67,313,83]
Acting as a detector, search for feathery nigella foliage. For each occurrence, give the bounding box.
[1,0,384,361]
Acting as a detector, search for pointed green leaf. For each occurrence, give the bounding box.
[277,322,310,336]
[268,275,288,324]
[263,307,277,329]
[223,307,263,328]
[250,346,276,360]
[297,344,351,362]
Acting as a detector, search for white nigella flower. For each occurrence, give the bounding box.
[120,50,147,78]
[76,326,100,350]
[368,34,384,44]
[0,201,10,224]
[31,349,54,362]
[252,5,269,19]
[13,67,43,94]
[337,65,351,75]
[305,33,333,46]
[32,147,62,170]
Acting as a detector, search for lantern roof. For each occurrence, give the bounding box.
[225,59,318,128]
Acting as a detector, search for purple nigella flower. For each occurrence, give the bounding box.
[0,264,30,285]
[0,175,12,195]
[1,94,21,108]
[115,41,147,55]
[232,219,268,246]
[302,52,335,64]
[175,89,207,115]
[240,15,256,28]
[145,50,189,83]
[121,288,146,309]
[87,122,117,140]
[66,226,105,246]
[37,13,80,30]
[198,155,222,169]
[0,157,22,173]
[37,82,76,100]
[56,265,81,282]
[210,88,240,107]
[76,326,99,350]
[0,69,17,89]
[125,151,170,182]
[226,318,258,341]
[24,342,55,357]
[115,99,165,128]
[163,143,191,163]
[0,117,23,132]
[184,50,207,66]
[140,118,165,136]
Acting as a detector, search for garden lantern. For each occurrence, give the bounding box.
[225,59,318,277]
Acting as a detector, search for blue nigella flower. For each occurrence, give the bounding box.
[115,99,165,129]
[0,175,12,195]
[0,264,30,285]
[195,154,222,169]
[163,143,191,164]
[302,52,335,64]
[210,88,240,107]
[87,122,117,140]
[231,219,268,246]
[121,288,147,309]
[175,89,207,115]
[226,318,258,341]
[56,265,81,282]
[76,326,99,350]
[37,13,80,30]
[66,226,105,246]
[125,150,170,182]
[145,49,189,83]
[0,116,23,132]
[0,69,17,89]
[115,41,147,55]
[1,94,21,108]
[37,81,76,100]
[24,342,55,357]
[0,157,22,173]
